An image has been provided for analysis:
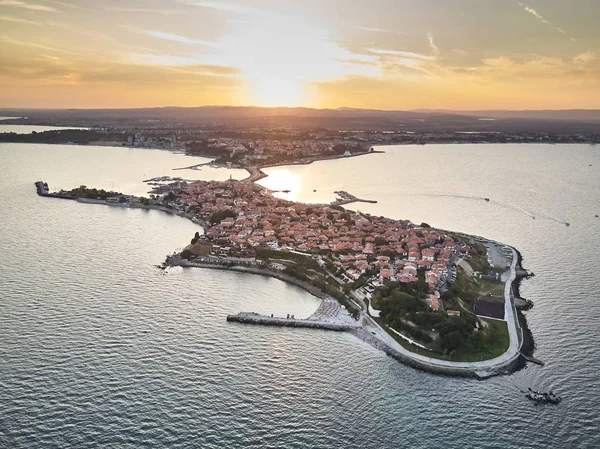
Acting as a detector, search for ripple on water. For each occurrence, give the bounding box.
[1,143,600,448]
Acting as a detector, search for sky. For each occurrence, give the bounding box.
[0,0,599,110]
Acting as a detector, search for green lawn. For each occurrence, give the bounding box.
[478,278,505,302]
[380,318,510,363]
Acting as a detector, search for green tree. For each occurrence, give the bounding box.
[374,236,388,246]
[181,249,192,260]
[209,209,237,224]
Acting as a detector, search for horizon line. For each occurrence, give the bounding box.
[0,105,599,113]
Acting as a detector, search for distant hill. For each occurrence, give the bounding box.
[414,109,600,122]
[1,106,599,133]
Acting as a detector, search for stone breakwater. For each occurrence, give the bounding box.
[226,312,356,331]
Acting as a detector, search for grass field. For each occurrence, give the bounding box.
[478,278,505,302]
[380,318,510,363]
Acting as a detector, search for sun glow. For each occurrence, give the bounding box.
[250,77,304,107]
[258,169,301,199]
[203,12,377,107]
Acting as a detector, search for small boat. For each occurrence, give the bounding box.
[281,189,291,193]
[484,198,490,202]
[525,388,562,405]
[313,189,317,192]
[565,222,570,226]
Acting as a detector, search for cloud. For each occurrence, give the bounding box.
[0,0,55,11]
[0,14,42,24]
[358,26,388,33]
[517,2,576,41]
[192,1,267,15]
[0,35,76,53]
[475,54,600,80]
[520,4,550,24]
[143,30,218,48]
[0,53,242,93]
[129,53,239,71]
[359,47,439,78]
[43,0,96,11]
[367,48,435,60]
[106,7,185,15]
[80,65,241,85]
[427,32,439,56]
[573,51,598,65]
[170,64,241,76]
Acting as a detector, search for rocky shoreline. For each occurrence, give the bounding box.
[512,249,536,360]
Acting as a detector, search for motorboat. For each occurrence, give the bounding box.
[525,388,562,405]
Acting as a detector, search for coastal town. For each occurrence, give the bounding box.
[172,179,461,309]
[36,173,527,375]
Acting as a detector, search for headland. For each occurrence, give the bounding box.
[35,175,535,378]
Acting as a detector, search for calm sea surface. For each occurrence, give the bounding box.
[1,143,599,448]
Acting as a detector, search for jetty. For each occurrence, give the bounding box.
[34,181,76,200]
[226,312,356,331]
[332,190,377,206]
[522,354,545,366]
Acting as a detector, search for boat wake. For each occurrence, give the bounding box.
[404,193,489,201]
[405,193,570,225]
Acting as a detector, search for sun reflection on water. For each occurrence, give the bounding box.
[259,169,302,200]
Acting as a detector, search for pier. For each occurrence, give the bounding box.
[226,312,357,331]
[522,353,545,366]
[34,181,76,200]
[332,190,378,206]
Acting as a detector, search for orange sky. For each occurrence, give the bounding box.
[1,0,599,109]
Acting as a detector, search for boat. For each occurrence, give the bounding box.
[281,189,291,193]
[313,189,317,192]
[484,198,490,202]
[525,388,562,405]
[565,222,570,226]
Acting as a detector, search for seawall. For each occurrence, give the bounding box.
[351,327,523,379]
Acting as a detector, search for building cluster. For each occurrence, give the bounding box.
[124,133,181,149]
[173,180,476,312]
[195,137,369,165]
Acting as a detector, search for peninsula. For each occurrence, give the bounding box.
[35,177,533,378]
